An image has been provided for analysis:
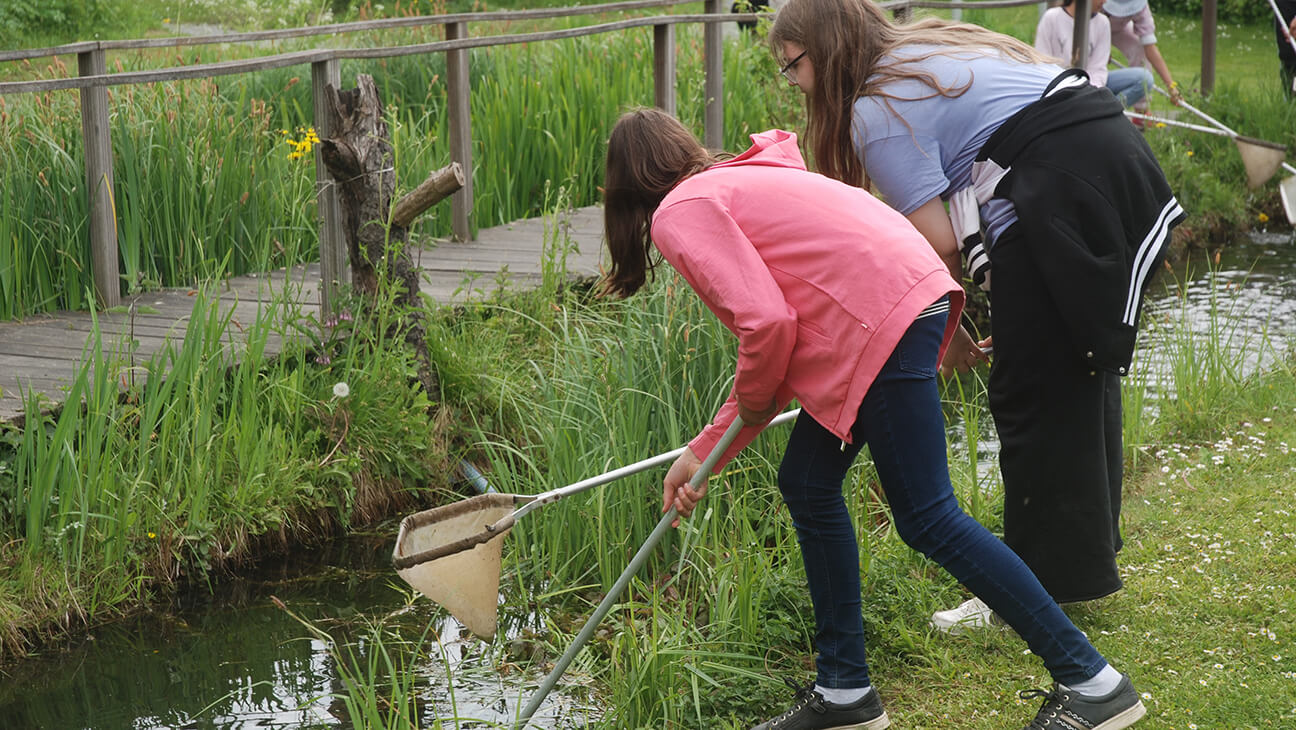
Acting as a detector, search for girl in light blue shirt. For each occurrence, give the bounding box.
[766,1,1180,728]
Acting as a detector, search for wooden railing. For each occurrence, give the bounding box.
[1,0,1064,313]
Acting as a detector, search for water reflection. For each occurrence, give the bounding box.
[0,530,596,729]
[1140,230,1296,390]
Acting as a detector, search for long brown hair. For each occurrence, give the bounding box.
[602,108,715,298]
[768,0,1050,188]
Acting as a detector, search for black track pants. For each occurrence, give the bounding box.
[986,224,1125,604]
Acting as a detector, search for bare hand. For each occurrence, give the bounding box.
[939,325,990,377]
[1168,83,1184,106]
[663,448,704,527]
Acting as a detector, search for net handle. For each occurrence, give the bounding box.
[395,409,800,568]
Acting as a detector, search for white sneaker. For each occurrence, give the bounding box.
[930,597,1005,635]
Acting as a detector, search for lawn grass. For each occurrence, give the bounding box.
[848,364,1296,729]
[293,273,1295,728]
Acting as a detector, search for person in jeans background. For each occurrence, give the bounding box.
[602,106,1147,730]
[1102,0,1182,110]
[1035,0,1155,111]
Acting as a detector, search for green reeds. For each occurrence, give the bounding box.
[1140,260,1279,440]
[0,26,800,319]
[0,269,451,656]
[448,267,981,726]
[274,595,433,730]
[438,235,1282,728]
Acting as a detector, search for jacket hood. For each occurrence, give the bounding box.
[713,129,807,171]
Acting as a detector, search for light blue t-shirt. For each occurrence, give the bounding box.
[852,47,1062,243]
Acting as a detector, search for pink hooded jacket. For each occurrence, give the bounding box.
[650,129,964,467]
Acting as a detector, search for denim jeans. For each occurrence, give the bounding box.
[1106,67,1153,108]
[776,304,1108,688]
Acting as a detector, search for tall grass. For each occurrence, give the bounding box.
[7,290,314,594]
[1137,258,1282,440]
[434,266,991,726]
[0,24,799,319]
[415,232,1277,728]
[0,77,318,318]
[0,276,452,657]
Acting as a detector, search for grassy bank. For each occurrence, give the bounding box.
[478,271,1296,729]
[0,283,465,658]
[1,155,1291,727]
[263,260,1296,729]
[858,365,1296,729]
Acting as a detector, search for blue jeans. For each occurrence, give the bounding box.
[776,306,1108,688]
[1106,67,1153,108]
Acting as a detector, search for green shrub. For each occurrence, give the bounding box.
[0,0,100,41]
[1153,0,1269,26]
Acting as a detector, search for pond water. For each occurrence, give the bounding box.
[1141,229,1296,385]
[0,229,1292,730]
[0,528,597,729]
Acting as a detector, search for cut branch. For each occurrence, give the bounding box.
[392,162,464,228]
[316,72,459,407]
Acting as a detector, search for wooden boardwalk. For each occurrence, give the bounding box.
[0,206,606,423]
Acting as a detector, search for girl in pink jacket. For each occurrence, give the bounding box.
[602,108,1139,730]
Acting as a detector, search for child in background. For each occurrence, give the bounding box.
[1102,0,1182,110]
[1035,0,1154,109]
[1275,0,1296,96]
[768,5,1185,726]
[603,106,1147,730]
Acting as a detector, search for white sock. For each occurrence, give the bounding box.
[815,685,872,705]
[1065,664,1123,697]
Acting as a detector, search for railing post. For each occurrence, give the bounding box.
[1070,0,1091,69]
[446,21,474,241]
[704,0,724,149]
[312,57,346,316]
[654,23,677,117]
[1200,0,1217,95]
[891,0,912,24]
[78,47,120,309]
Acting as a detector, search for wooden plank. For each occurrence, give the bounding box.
[313,58,346,316]
[0,0,696,62]
[447,21,474,241]
[213,266,324,303]
[0,42,98,63]
[0,15,749,95]
[703,0,724,149]
[654,23,677,116]
[0,328,127,357]
[79,48,121,309]
[0,353,96,371]
[0,207,606,424]
[1201,0,1218,94]
[412,250,602,276]
[1069,0,1091,68]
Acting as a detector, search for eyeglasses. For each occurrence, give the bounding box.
[780,49,807,84]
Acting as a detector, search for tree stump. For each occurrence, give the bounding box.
[316,74,465,400]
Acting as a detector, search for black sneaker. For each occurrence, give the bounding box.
[1019,674,1147,730]
[751,681,890,730]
